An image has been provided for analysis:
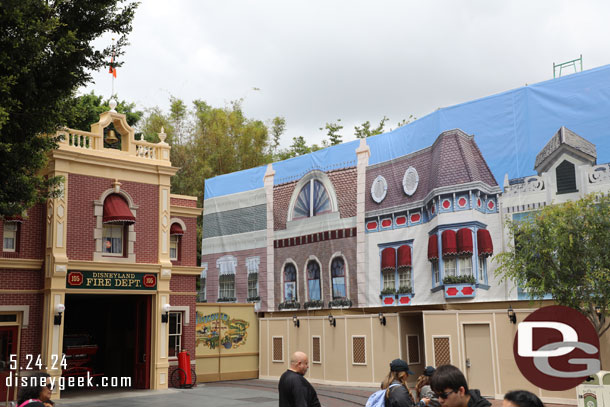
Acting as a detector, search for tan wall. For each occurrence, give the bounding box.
[260,313,402,386]
[195,303,258,382]
[423,309,578,404]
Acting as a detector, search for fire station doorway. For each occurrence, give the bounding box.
[63,294,151,390]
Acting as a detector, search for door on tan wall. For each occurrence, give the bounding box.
[463,324,494,397]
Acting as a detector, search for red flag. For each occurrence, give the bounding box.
[108,51,117,78]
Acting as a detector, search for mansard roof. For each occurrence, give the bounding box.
[365,129,498,211]
[534,126,597,173]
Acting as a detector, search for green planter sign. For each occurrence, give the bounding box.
[66,270,157,290]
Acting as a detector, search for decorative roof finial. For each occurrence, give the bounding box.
[109,99,118,112]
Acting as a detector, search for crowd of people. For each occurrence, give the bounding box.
[278,351,545,407]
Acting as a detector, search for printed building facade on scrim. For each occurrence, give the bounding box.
[200,65,610,402]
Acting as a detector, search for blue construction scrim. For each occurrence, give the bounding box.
[204,64,610,199]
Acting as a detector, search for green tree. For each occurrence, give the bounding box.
[0,0,138,217]
[354,116,389,138]
[269,117,286,157]
[63,92,143,131]
[494,193,610,339]
[320,119,343,145]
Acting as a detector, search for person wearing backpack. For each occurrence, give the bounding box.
[369,358,416,407]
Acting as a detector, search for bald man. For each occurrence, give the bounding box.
[278,351,321,407]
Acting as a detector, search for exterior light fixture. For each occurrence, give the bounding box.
[293,315,300,328]
[54,303,65,326]
[378,312,386,326]
[161,303,171,323]
[595,305,602,322]
[328,314,336,327]
[507,305,516,324]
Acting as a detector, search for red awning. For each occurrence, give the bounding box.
[477,229,493,257]
[457,228,473,255]
[4,215,24,223]
[381,247,396,271]
[427,235,438,261]
[441,229,457,257]
[397,245,411,268]
[103,194,135,224]
[170,223,184,235]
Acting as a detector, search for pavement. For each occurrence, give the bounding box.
[53,379,573,407]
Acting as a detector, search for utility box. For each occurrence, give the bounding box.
[576,371,610,407]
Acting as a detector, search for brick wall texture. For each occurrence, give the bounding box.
[67,174,159,263]
[170,216,198,267]
[170,197,198,208]
[0,291,43,368]
[274,236,357,307]
[170,275,197,364]
[201,247,267,308]
[0,204,45,259]
[273,168,357,231]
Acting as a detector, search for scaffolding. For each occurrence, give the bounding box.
[553,54,583,78]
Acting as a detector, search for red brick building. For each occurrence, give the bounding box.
[0,107,202,401]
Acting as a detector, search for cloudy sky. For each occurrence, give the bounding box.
[83,0,610,148]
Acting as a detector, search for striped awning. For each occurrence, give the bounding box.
[427,235,438,261]
[397,245,411,268]
[381,247,396,271]
[170,223,184,235]
[457,228,473,255]
[441,229,457,257]
[477,229,493,257]
[103,194,135,224]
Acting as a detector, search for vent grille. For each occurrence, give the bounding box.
[352,336,366,364]
[312,337,321,363]
[272,337,283,362]
[556,160,577,194]
[407,335,420,364]
[433,337,451,366]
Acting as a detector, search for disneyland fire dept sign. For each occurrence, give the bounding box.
[66,271,157,290]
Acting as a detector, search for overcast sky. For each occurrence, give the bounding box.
[83,0,610,148]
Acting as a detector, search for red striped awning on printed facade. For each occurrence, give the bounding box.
[477,229,493,257]
[397,245,411,269]
[427,235,438,261]
[441,229,457,257]
[103,194,135,224]
[457,228,473,255]
[381,247,396,271]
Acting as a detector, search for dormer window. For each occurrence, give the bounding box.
[556,160,577,194]
[293,180,331,219]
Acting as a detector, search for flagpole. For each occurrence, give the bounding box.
[111,38,115,98]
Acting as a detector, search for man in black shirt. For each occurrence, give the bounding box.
[430,365,491,407]
[278,351,321,407]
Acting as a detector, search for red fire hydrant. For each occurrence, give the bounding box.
[178,350,192,386]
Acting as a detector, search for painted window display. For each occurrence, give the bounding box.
[307,261,321,301]
[196,311,249,350]
[293,180,331,219]
[331,257,346,298]
[284,263,297,301]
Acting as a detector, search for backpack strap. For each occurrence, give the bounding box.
[18,399,42,407]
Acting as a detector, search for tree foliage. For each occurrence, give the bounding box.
[494,193,610,337]
[0,0,138,217]
[321,119,343,145]
[63,92,143,131]
[354,116,389,138]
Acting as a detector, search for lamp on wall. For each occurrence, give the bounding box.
[54,304,65,326]
[293,315,300,328]
[161,303,171,323]
[378,312,386,326]
[328,314,336,327]
[507,305,517,324]
[595,305,603,322]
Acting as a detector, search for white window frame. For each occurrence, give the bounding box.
[217,255,237,300]
[169,235,179,260]
[286,170,338,222]
[168,311,183,358]
[478,256,488,284]
[102,224,124,256]
[458,256,473,277]
[3,222,18,252]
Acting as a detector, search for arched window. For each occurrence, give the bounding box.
[293,180,331,219]
[102,194,135,256]
[307,261,321,301]
[331,257,346,299]
[284,263,297,301]
[556,160,577,194]
[169,222,184,261]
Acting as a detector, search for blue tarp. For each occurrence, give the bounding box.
[204,64,610,200]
